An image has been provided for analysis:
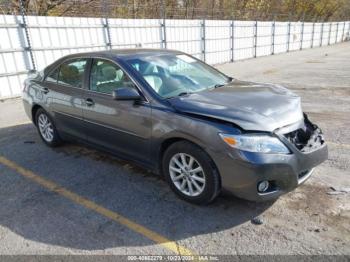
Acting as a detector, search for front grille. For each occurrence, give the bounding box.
[284,115,325,152]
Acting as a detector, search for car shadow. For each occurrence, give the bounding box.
[0,123,275,251]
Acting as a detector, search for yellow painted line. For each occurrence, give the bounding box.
[0,156,195,257]
[327,141,350,149]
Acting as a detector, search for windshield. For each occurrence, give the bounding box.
[126,54,230,98]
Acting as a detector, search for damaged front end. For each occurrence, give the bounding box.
[283,114,325,152]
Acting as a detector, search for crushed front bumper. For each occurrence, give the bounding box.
[210,117,328,201]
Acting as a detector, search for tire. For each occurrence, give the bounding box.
[35,108,62,147]
[163,141,221,205]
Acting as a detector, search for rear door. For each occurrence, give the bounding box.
[82,58,152,163]
[43,58,89,139]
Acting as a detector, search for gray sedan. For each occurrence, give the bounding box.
[22,49,328,204]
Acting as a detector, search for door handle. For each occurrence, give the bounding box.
[85,98,94,107]
[40,87,49,94]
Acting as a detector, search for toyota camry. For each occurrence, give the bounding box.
[22,49,328,204]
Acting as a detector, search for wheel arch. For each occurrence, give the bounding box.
[157,137,222,188]
[31,104,43,125]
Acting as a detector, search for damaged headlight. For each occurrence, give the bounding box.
[219,133,291,154]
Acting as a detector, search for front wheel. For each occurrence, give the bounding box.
[163,141,221,205]
[35,108,62,147]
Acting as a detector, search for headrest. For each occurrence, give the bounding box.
[101,66,116,81]
[60,65,79,82]
[115,69,124,81]
[139,62,149,74]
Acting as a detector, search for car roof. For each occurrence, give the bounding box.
[59,48,183,60]
[44,48,185,75]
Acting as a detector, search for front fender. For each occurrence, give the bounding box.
[150,109,240,173]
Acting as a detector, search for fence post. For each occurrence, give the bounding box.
[271,20,275,55]
[18,0,36,71]
[160,19,167,49]
[342,21,346,41]
[311,22,315,48]
[201,19,206,62]
[230,20,234,62]
[287,21,291,52]
[300,21,304,50]
[103,18,112,49]
[320,22,324,46]
[253,20,257,58]
[160,0,167,49]
[328,23,332,45]
[335,22,339,43]
[101,0,112,49]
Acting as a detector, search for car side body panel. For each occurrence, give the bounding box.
[22,49,328,202]
[82,90,153,163]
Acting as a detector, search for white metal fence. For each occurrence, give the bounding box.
[0,14,349,99]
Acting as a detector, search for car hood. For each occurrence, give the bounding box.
[168,80,303,132]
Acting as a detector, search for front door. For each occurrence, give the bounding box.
[82,58,152,163]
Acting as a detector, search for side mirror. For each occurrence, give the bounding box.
[112,88,141,101]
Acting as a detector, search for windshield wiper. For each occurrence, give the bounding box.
[178,92,193,97]
[213,84,225,89]
[212,78,233,89]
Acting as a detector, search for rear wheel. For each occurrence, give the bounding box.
[35,108,62,147]
[163,141,220,205]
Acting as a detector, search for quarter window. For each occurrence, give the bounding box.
[90,59,135,95]
[57,59,87,88]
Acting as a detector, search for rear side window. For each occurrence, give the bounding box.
[45,67,59,83]
[57,59,88,88]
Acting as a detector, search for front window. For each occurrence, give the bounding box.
[90,59,136,95]
[126,54,230,98]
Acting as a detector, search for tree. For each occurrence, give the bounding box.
[2,0,349,21]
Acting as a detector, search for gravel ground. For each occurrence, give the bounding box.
[0,43,349,259]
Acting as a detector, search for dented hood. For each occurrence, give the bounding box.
[169,80,303,132]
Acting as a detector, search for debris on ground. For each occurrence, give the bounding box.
[24,141,35,144]
[251,217,263,225]
[327,187,350,195]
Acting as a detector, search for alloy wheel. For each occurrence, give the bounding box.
[169,153,206,197]
[38,113,54,143]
